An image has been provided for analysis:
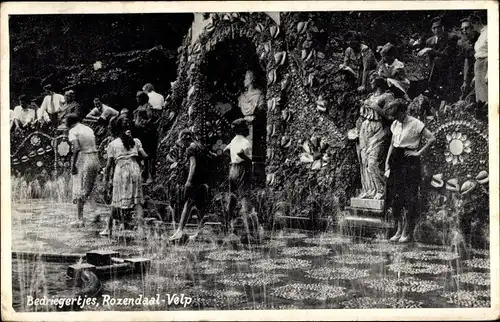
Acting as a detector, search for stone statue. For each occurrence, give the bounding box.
[357,76,395,200]
[234,70,266,145]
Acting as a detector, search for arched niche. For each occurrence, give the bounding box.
[178,12,286,189]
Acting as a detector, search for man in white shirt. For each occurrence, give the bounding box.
[470,14,488,104]
[142,83,164,118]
[38,84,65,126]
[12,95,36,130]
[224,121,253,226]
[86,97,119,123]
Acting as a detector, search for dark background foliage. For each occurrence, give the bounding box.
[9,13,194,113]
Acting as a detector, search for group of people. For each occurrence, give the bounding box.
[341,14,488,106]
[347,14,488,243]
[55,83,165,229]
[13,14,487,243]
[10,85,76,133]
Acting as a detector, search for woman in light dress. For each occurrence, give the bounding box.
[100,116,147,236]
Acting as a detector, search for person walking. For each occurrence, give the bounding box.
[66,113,100,227]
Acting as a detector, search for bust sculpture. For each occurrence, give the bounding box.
[235,70,266,144]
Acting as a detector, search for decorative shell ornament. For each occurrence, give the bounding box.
[280,76,289,90]
[205,23,215,33]
[281,136,292,148]
[93,61,103,71]
[267,148,275,160]
[460,180,477,195]
[475,171,488,184]
[187,85,196,99]
[274,52,287,66]
[296,21,308,34]
[188,104,195,118]
[316,96,326,112]
[267,98,278,112]
[270,124,277,137]
[445,178,459,192]
[300,137,330,171]
[281,109,292,122]
[431,173,444,188]
[270,25,280,38]
[191,42,202,54]
[255,22,265,33]
[264,42,271,53]
[306,74,315,87]
[266,124,273,136]
[301,49,308,60]
[266,173,276,186]
[304,50,314,62]
[267,69,277,85]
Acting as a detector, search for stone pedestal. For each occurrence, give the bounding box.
[350,198,384,211]
[342,198,391,238]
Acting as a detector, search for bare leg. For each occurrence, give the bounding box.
[100,212,114,237]
[77,199,84,225]
[399,212,410,243]
[389,200,403,242]
[169,199,192,240]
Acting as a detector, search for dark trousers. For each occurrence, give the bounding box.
[386,148,422,230]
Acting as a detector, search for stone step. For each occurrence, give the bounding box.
[345,206,384,215]
[350,197,384,210]
[339,215,393,229]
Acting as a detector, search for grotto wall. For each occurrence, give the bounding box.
[156,12,365,225]
[155,12,489,247]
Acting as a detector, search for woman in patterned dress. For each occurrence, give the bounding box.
[100,116,147,236]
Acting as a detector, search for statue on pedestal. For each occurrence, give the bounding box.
[357,75,395,200]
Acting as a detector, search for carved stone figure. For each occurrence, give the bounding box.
[358,76,395,200]
[235,70,266,146]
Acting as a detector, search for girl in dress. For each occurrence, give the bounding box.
[100,116,148,236]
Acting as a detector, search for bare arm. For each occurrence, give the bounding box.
[417,127,436,156]
[137,146,148,159]
[385,137,394,171]
[104,157,114,183]
[186,156,196,185]
[86,108,100,120]
[71,144,80,175]
[237,150,252,163]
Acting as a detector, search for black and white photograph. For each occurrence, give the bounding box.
[1,1,498,321]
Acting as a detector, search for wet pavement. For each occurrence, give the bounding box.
[11,200,491,311]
